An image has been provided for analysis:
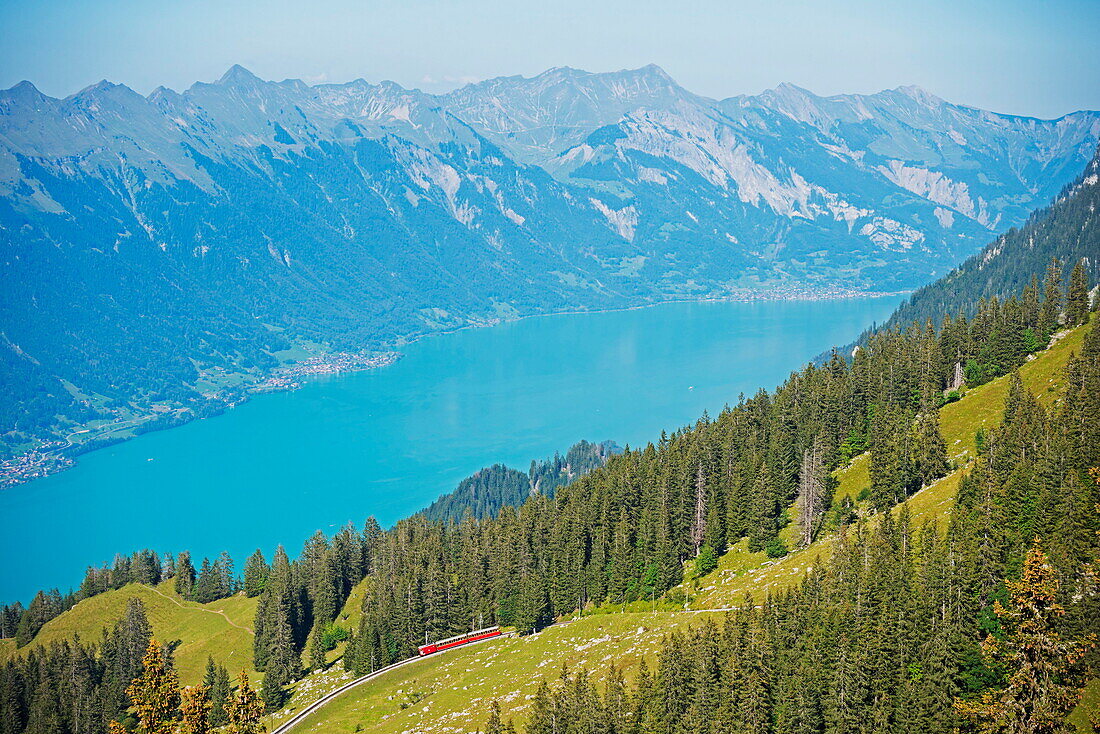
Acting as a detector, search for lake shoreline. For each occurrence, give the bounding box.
[0,351,402,489]
[1,288,908,490]
[392,287,910,347]
[1,294,907,601]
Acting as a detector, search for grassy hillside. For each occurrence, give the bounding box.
[1,539,379,698]
[0,580,257,685]
[1,322,1089,731]
[689,320,1089,612]
[285,321,1094,734]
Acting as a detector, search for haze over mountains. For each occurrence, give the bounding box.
[1,64,1098,455]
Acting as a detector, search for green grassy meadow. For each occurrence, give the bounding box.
[2,322,1093,731]
[0,581,257,685]
[286,322,1095,733]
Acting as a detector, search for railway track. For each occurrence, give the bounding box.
[269,605,736,734]
[270,631,513,734]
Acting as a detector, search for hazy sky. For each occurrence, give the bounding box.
[1,0,1097,118]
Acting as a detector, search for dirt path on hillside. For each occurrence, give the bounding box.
[147,585,254,635]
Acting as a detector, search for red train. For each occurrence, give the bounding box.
[418,625,502,656]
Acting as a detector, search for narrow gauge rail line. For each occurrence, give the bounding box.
[270,631,513,734]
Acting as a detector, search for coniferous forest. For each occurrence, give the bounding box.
[1,248,1096,732]
[1,255,1096,732]
[508,370,1100,733]
[2,148,1098,733]
[3,6,1100,734]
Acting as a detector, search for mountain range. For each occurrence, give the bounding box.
[882,141,1100,331]
[1,64,1098,456]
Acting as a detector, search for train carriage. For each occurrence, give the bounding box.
[418,625,502,655]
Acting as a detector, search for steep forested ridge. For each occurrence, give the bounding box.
[420,440,620,523]
[2,143,1099,733]
[512,349,1100,732]
[879,144,1100,330]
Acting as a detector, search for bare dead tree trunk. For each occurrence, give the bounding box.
[691,463,706,556]
[797,435,826,548]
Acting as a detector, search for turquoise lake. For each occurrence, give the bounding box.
[0,296,903,601]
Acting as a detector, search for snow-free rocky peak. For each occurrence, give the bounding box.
[2,64,1099,459]
[2,64,1099,300]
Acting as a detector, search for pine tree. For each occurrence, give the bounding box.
[310,558,338,627]
[114,598,154,691]
[125,639,180,734]
[308,625,326,672]
[914,406,949,489]
[215,551,236,598]
[514,569,546,635]
[175,552,196,599]
[1065,259,1090,327]
[261,603,296,712]
[869,410,908,512]
[203,656,231,727]
[747,462,778,552]
[242,550,270,598]
[179,685,212,734]
[526,680,556,734]
[739,626,774,734]
[954,539,1087,732]
[1039,257,1064,339]
[194,558,215,603]
[226,672,264,734]
[482,700,508,734]
[253,545,295,672]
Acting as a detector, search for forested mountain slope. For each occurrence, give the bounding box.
[1,262,1096,731]
[420,440,619,523]
[280,313,1099,734]
[2,65,1098,459]
[879,143,1100,329]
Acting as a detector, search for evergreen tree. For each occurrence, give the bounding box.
[260,603,296,712]
[308,625,326,672]
[954,539,1088,733]
[113,598,154,686]
[914,406,949,489]
[215,552,236,598]
[482,700,514,734]
[125,639,180,734]
[1065,259,1090,327]
[203,656,231,727]
[242,550,270,598]
[1039,257,1064,339]
[175,552,196,600]
[179,685,212,734]
[226,672,264,734]
[870,410,909,511]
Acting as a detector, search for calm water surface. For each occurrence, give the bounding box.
[0,297,902,601]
